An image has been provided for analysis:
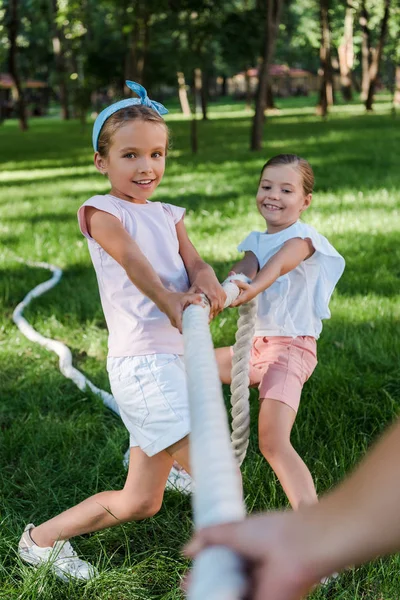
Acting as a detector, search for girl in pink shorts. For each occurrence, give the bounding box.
[217,153,345,510]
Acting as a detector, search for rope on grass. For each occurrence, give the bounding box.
[12,258,120,416]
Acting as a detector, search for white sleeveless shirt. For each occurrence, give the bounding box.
[238,221,345,339]
[78,194,189,357]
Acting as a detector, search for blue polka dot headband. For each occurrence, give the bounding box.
[92,80,168,151]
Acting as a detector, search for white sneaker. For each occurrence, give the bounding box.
[165,462,193,495]
[18,523,98,582]
[320,572,339,586]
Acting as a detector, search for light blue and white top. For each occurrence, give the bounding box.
[238,221,345,339]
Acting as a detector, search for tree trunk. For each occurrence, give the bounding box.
[394,65,400,107]
[359,0,371,101]
[124,2,150,87]
[125,19,139,84]
[250,0,282,151]
[0,90,5,124]
[266,83,276,109]
[190,68,202,154]
[338,0,354,102]
[221,75,228,96]
[244,68,252,109]
[365,0,391,111]
[200,70,208,120]
[177,72,191,116]
[7,0,28,130]
[52,0,70,120]
[317,0,334,117]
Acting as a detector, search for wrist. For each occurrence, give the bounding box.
[290,502,358,581]
[248,280,262,296]
[190,263,213,283]
[152,287,172,311]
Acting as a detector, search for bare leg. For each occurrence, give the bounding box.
[258,398,317,510]
[30,446,174,547]
[166,435,191,473]
[215,347,232,384]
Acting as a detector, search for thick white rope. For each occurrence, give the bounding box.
[230,300,258,465]
[11,258,120,415]
[183,280,250,600]
[223,275,258,466]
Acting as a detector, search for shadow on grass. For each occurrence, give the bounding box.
[2,110,399,180]
[3,211,81,225]
[2,222,400,340]
[0,357,191,572]
[0,170,93,188]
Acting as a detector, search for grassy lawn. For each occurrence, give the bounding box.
[1,95,400,599]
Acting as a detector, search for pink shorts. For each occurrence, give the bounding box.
[231,336,317,413]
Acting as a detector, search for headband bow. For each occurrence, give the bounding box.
[92,81,168,151]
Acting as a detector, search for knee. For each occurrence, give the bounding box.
[259,434,289,463]
[118,495,163,522]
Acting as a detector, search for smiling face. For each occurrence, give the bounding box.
[256,164,312,233]
[94,120,167,203]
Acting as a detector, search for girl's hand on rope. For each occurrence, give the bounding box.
[158,291,203,333]
[184,513,318,600]
[230,280,258,306]
[189,276,227,320]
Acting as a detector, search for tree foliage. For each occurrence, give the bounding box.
[0,0,395,126]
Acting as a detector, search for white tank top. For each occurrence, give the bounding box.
[78,194,189,356]
[238,221,345,339]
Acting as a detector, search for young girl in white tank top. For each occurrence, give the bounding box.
[18,81,226,581]
[217,154,345,511]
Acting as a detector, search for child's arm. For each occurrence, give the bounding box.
[175,219,226,320]
[85,207,202,332]
[228,251,259,280]
[231,237,314,307]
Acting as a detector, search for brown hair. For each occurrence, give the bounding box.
[260,154,314,196]
[97,105,170,158]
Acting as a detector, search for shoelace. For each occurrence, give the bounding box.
[54,541,86,569]
[52,541,95,578]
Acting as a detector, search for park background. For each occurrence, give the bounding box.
[1,1,400,598]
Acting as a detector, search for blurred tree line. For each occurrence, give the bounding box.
[0,0,399,149]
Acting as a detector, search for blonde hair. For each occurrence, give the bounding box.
[97,105,170,158]
[260,154,314,196]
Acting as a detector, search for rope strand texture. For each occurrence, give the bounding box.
[231,299,257,465]
[222,274,258,466]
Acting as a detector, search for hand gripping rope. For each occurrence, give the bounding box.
[183,276,256,600]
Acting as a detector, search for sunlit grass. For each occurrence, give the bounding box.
[1,94,400,599]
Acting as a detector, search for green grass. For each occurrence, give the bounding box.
[1,95,400,599]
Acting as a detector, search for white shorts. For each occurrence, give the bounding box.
[107,354,190,457]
